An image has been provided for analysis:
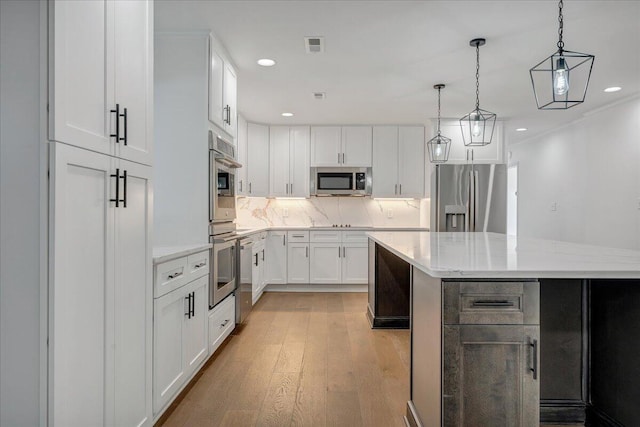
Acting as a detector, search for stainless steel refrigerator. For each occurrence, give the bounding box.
[431,164,507,233]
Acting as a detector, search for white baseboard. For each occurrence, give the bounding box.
[265,284,367,293]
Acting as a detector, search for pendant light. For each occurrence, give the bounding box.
[427,84,451,163]
[459,38,496,147]
[529,0,595,110]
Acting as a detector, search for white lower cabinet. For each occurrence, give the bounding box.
[50,143,152,427]
[310,243,342,284]
[341,243,369,284]
[208,295,236,355]
[287,243,310,283]
[153,273,208,417]
[252,238,266,304]
[266,231,287,284]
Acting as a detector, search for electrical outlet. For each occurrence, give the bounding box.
[283,208,289,218]
[637,198,640,210]
[387,209,393,219]
[550,202,557,212]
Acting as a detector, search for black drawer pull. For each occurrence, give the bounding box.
[472,300,515,308]
[529,338,538,380]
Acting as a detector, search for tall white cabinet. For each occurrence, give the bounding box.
[50,144,153,427]
[246,123,270,197]
[269,126,310,197]
[48,2,154,426]
[372,126,425,198]
[208,34,238,139]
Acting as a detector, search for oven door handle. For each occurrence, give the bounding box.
[213,152,242,168]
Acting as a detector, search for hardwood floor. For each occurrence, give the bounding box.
[157,292,410,427]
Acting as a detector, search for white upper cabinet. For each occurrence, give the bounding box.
[208,46,224,130]
[269,126,310,197]
[208,35,237,139]
[342,126,372,167]
[236,115,249,196]
[397,126,425,198]
[437,119,504,164]
[372,126,399,197]
[311,126,342,166]
[50,0,153,165]
[247,123,270,196]
[311,126,372,167]
[372,126,424,198]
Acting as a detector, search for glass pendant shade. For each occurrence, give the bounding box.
[428,83,451,163]
[529,0,595,110]
[427,133,451,163]
[530,49,594,110]
[459,38,496,147]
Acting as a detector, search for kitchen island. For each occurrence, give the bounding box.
[367,231,640,427]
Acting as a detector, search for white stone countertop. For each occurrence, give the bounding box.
[152,243,212,264]
[367,231,640,279]
[236,225,429,237]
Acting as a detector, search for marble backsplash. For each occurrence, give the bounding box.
[236,197,430,228]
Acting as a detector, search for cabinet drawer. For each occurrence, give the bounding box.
[443,281,539,325]
[155,256,189,298]
[187,250,210,280]
[287,230,309,243]
[342,230,368,243]
[209,295,235,355]
[310,230,342,243]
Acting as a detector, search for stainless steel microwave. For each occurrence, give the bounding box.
[313,168,371,196]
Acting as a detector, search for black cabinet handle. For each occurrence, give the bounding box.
[168,271,182,279]
[121,170,127,208]
[110,168,121,207]
[190,291,195,318]
[185,293,191,319]
[261,249,265,261]
[110,104,120,142]
[120,107,128,146]
[529,338,538,380]
[254,253,258,266]
[472,300,515,308]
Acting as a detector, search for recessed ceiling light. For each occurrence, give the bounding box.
[516,128,528,132]
[257,58,276,67]
[281,112,293,117]
[604,86,621,93]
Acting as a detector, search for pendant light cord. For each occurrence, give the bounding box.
[475,43,480,110]
[557,0,564,53]
[437,86,442,136]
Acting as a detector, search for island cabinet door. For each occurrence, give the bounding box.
[443,325,540,427]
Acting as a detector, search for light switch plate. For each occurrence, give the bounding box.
[387,209,393,218]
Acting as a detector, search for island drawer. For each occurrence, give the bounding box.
[443,281,540,325]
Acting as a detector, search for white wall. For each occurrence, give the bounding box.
[510,96,640,250]
[0,1,45,425]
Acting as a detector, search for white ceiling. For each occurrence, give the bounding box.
[155,1,640,144]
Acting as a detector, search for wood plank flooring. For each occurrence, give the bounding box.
[157,292,410,427]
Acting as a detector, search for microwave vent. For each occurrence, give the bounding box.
[305,37,324,54]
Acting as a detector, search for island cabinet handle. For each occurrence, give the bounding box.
[168,271,183,280]
[529,338,538,380]
[471,300,514,308]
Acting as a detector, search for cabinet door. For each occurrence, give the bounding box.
[289,126,310,197]
[309,243,341,284]
[51,144,114,426]
[50,0,114,155]
[342,126,372,167]
[310,126,342,167]
[113,0,153,165]
[183,277,209,377]
[269,126,290,197]
[471,122,503,164]
[443,325,540,427]
[247,123,270,196]
[341,243,368,284]
[153,287,187,414]
[114,160,152,426]
[236,115,249,195]
[266,231,287,284]
[372,126,399,197]
[287,243,310,284]
[251,245,262,304]
[223,63,237,138]
[398,126,425,198]
[438,120,468,164]
[208,40,225,130]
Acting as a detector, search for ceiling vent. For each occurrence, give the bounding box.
[305,36,325,54]
[313,92,326,100]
